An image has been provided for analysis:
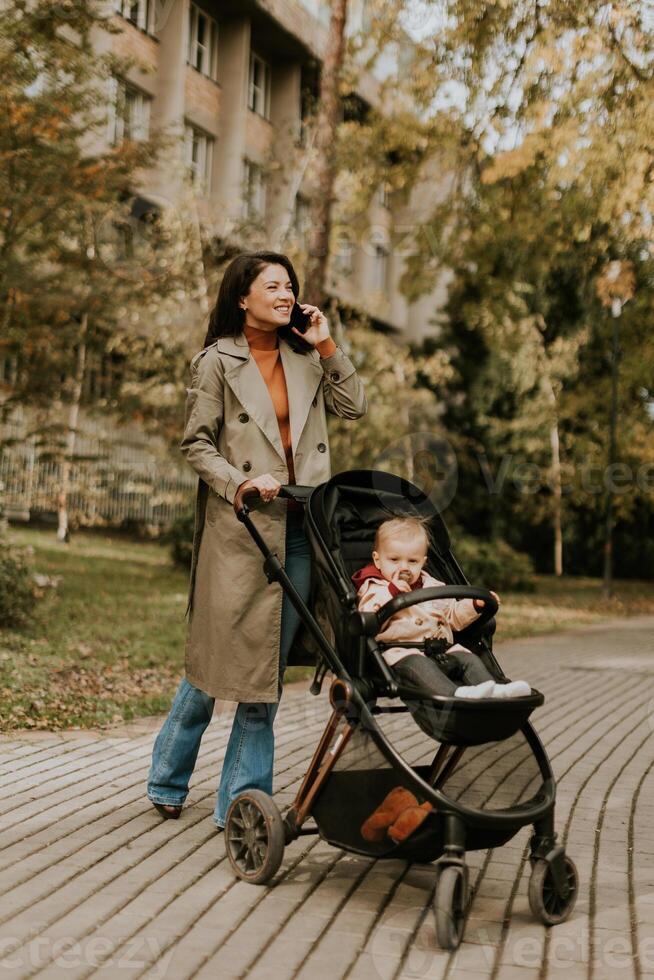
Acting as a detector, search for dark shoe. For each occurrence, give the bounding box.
[152,802,182,820]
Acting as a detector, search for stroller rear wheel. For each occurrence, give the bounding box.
[225,790,285,885]
[434,864,468,950]
[528,854,578,926]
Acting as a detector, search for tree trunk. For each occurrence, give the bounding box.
[549,418,563,577]
[393,360,414,482]
[57,314,88,542]
[543,373,563,576]
[304,0,348,308]
[602,311,620,598]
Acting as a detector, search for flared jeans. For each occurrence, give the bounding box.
[147,509,311,827]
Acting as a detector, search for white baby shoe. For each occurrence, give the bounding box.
[491,680,531,698]
[454,680,495,699]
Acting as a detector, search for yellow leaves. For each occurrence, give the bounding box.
[595,259,636,308]
[573,32,603,60]
[609,5,637,29]
[526,99,554,128]
[8,101,29,125]
[481,135,540,184]
[537,45,565,72]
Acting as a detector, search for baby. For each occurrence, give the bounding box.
[353,517,531,706]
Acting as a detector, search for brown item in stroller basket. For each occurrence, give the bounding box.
[361,787,434,844]
[360,786,416,842]
[388,801,433,843]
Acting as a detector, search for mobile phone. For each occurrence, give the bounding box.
[289,302,311,333]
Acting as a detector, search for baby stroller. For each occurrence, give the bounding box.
[224,469,578,950]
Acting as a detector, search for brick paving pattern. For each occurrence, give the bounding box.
[0,615,653,979]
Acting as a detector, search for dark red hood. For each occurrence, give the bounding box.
[351,563,424,597]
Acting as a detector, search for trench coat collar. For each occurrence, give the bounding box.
[217,332,323,462]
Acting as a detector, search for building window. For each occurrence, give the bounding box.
[298,85,314,146]
[82,352,121,402]
[114,0,152,33]
[100,196,160,276]
[0,353,19,388]
[185,123,214,193]
[377,182,390,208]
[372,244,389,292]
[293,195,311,244]
[333,232,355,278]
[248,52,271,119]
[243,159,266,221]
[108,78,151,143]
[187,4,219,81]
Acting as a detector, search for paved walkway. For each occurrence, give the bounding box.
[0,617,653,980]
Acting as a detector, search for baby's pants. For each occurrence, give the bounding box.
[392,650,495,739]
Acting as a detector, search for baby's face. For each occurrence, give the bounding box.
[373,533,427,587]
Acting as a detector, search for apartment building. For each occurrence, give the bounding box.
[102,0,443,345]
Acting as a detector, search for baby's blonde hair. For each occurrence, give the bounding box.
[373,517,430,556]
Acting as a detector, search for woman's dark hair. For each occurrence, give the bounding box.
[203,250,313,353]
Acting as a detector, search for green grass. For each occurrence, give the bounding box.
[2,526,654,731]
[496,574,654,639]
[1,526,188,731]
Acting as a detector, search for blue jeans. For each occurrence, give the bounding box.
[147,509,311,827]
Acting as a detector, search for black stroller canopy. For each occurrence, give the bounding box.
[306,469,456,591]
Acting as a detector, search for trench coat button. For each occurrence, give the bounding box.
[317,443,326,453]
[238,412,249,423]
[330,372,340,382]
[415,617,423,625]
[243,461,252,472]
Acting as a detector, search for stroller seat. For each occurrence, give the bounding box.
[304,469,543,746]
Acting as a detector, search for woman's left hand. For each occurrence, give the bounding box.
[291,304,331,347]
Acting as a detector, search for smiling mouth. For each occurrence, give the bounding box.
[274,306,291,313]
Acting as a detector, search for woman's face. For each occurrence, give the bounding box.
[240,263,295,331]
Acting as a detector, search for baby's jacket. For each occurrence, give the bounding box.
[352,565,480,667]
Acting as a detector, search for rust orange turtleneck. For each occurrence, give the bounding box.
[243,324,337,487]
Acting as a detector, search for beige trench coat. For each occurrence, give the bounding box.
[180,331,367,702]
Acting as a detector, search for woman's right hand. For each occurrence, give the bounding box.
[238,473,282,503]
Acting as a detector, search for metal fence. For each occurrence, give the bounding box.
[0,422,196,528]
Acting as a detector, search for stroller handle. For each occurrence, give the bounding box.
[373,586,499,634]
[233,483,314,516]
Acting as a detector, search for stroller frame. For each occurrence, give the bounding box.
[224,471,577,949]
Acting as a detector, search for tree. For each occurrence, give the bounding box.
[0,0,203,536]
[327,316,452,486]
[364,0,654,577]
[304,0,349,308]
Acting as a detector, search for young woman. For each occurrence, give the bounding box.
[147,250,367,828]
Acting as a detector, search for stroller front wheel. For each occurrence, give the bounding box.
[225,789,285,885]
[434,864,468,950]
[528,854,578,926]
